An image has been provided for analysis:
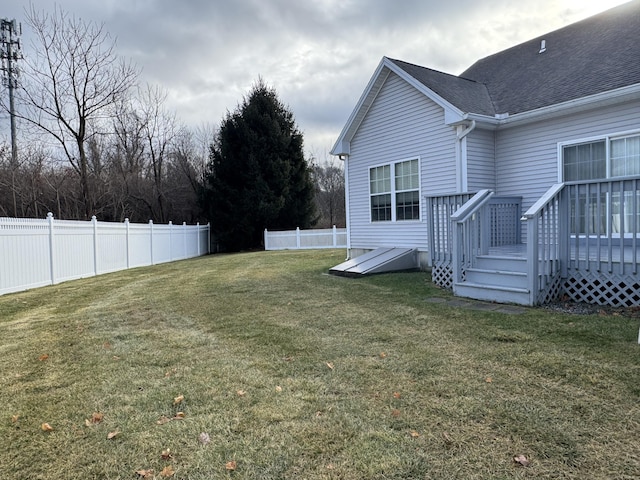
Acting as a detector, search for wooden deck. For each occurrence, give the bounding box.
[488,242,640,264]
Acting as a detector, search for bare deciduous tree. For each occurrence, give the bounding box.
[311,157,346,228]
[15,6,138,218]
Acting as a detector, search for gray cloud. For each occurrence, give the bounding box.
[1,0,629,155]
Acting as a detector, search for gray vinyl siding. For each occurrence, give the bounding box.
[346,72,457,251]
[495,99,640,212]
[466,128,496,191]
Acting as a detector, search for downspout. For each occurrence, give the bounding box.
[456,119,476,192]
[339,154,351,258]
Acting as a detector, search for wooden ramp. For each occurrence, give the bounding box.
[329,247,418,277]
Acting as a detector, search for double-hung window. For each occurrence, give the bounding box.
[370,159,420,222]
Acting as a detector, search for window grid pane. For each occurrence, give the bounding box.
[395,159,419,191]
[611,136,640,177]
[370,165,391,194]
[371,194,392,221]
[396,190,420,221]
[563,141,606,181]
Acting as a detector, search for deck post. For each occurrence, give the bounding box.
[527,218,538,306]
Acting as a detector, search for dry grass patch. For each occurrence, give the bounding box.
[0,249,639,479]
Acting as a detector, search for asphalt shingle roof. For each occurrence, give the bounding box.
[393,1,640,116]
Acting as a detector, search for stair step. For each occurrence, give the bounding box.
[475,255,527,273]
[465,268,528,289]
[454,282,531,306]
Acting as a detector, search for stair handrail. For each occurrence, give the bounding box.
[451,189,493,223]
[521,183,565,305]
[521,183,565,220]
[451,190,494,285]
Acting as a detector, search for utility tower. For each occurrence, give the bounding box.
[1,18,22,216]
[1,18,22,167]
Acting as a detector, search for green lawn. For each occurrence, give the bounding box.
[1,249,639,479]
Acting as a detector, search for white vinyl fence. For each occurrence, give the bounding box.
[0,213,210,296]
[264,226,347,250]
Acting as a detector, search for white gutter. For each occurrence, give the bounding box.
[462,83,640,129]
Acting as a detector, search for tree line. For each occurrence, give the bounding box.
[0,6,344,250]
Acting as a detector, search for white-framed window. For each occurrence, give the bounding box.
[369,158,420,222]
[560,132,640,182]
[560,131,640,235]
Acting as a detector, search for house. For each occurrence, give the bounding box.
[330,1,640,307]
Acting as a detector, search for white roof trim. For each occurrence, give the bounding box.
[466,83,640,129]
[330,57,464,156]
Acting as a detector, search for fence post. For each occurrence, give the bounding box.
[207,223,211,254]
[296,227,301,249]
[197,222,200,256]
[92,216,98,275]
[264,229,268,250]
[183,222,187,259]
[125,218,130,269]
[47,212,56,285]
[169,221,173,261]
[332,225,337,247]
[149,220,154,265]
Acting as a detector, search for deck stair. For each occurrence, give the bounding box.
[453,247,530,305]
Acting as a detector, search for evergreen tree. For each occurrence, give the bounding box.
[201,80,315,251]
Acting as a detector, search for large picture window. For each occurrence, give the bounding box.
[370,159,420,222]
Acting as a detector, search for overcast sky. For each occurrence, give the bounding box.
[1,0,631,160]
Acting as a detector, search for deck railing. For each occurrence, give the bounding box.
[426,191,522,288]
[450,190,495,285]
[564,177,639,276]
[522,183,564,305]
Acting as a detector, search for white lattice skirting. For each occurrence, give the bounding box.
[537,272,564,305]
[432,263,453,290]
[563,271,640,308]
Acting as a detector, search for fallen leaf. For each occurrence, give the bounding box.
[379,352,387,358]
[84,419,92,427]
[91,412,104,424]
[174,412,185,419]
[513,454,530,467]
[135,469,154,478]
[160,465,175,477]
[11,415,19,423]
[391,409,401,418]
[393,392,401,399]
[326,362,334,370]
[173,394,184,405]
[103,341,112,349]
[236,390,246,397]
[485,377,493,383]
[41,423,53,431]
[275,385,282,392]
[157,416,171,425]
[326,463,335,470]
[198,432,210,445]
[112,356,120,360]
[161,448,172,460]
[38,354,49,361]
[107,430,119,439]
[410,430,420,438]
[225,460,237,471]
